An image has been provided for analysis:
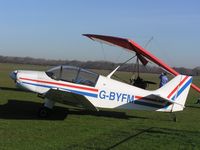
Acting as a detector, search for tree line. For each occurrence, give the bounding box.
[0,55,199,76]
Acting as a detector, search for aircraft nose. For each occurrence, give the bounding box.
[9,70,18,81]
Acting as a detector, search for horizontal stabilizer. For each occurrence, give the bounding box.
[150,94,185,108]
[154,75,192,112]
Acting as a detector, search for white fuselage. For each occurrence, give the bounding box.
[12,70,171,112]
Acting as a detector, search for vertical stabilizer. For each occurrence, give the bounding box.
[155,75,192,112]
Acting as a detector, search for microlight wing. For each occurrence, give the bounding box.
[83,34,148,66]
[83,34,200,93]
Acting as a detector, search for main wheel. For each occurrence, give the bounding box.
[38,107,51,118]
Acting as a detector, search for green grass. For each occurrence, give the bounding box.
[0,63,200,150]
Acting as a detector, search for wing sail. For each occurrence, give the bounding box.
[83,34,200,93]
[83,34,149,66]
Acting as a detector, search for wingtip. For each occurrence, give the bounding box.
[82,34,90,37]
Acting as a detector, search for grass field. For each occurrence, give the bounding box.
[0,63,200,150]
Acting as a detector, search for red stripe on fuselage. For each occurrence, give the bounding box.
[135,96,142,99]
[19,77,98,92]
[167,76,188,99]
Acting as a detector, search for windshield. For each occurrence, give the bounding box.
[46,65,99,87]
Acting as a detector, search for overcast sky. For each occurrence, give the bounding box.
[0,0,200,68]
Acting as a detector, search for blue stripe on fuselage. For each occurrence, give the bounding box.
[60,88,98,98]
[172,77,192,100]
[22,81,53,88]
[21,81,98,98]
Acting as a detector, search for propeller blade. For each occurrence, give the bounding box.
[145,80,157,84]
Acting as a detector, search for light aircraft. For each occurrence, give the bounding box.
[9,34,196,119]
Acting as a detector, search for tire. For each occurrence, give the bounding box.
[38,107,51,118]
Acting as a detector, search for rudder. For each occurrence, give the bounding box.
[155,75,192,112]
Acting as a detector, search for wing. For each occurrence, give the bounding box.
[83,34,200,93]
[83,34,149,66]
[45,89,98,111]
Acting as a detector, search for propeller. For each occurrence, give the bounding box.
[9,70,18,83]
[144,80,156,85]
[132,77,157,89]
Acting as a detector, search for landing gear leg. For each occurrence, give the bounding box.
[38,98,55,118]
[170,113,177,122]
[195,98,200,104]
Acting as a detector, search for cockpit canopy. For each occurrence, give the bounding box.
[46,65,99,87]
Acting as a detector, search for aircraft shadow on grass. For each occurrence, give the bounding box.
[0,99,68,120]
[0,99,147,120]
[0,86,31,93]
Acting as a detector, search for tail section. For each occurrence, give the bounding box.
[155,75,192,112]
